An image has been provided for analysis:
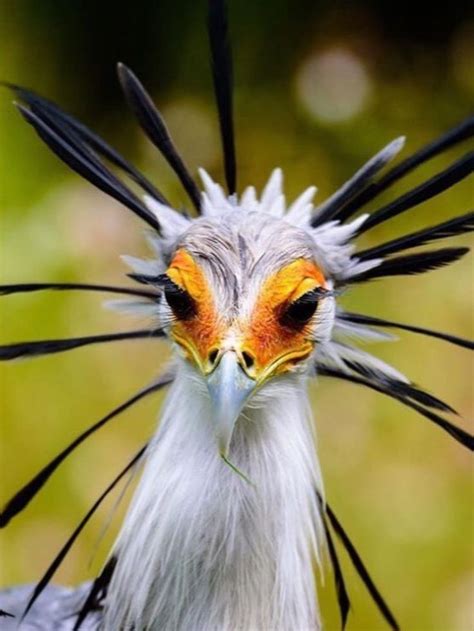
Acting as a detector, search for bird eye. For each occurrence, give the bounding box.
[280,289,321,327]
[161,276,196,320]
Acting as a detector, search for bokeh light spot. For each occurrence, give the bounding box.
[295,48,372,123]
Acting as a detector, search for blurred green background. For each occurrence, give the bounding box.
[0,1,473,629]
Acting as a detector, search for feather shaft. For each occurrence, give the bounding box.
[0,374,172,528]
[338,312,474,350]
[340,116,474,219]
[0,329,164,361]
[0,282,157,299]
[357,152,473,234]
[21,447,147,620]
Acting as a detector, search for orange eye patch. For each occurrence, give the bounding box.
[243,259,326,372]
[166,249,223,365]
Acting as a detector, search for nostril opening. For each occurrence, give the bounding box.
[208,349,219,365]
[241,351,255,369]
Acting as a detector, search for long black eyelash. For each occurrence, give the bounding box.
[317,365,474,450]
[15,104,161,232]
[0,329,164,362]
[0,282,158,299]
[324,499,400,631]
[336,116,474,222]
[356,152,474,236]
[347,247,469,284]
[3,82,168,205]
[117,63,201,213]
[162,281,197,320]
[356,211,474,260]
[0,375,172,528]
[208,0,237,195]
[280,288,330,328]
[338,311,474,350]
[21,446,148,621]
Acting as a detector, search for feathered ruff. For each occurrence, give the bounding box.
[103,369,324,630]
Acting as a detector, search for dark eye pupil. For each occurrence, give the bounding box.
[281,291,319,327]
[163,283,196,320]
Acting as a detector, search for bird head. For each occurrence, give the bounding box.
[126,175,343,457]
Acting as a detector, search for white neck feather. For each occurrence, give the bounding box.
[103,366,325,630]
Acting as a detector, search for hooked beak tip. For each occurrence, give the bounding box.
[206,351,256,456]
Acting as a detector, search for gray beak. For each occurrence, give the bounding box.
[206,351,256,456]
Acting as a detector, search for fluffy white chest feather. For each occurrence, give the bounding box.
[103,369,324,630]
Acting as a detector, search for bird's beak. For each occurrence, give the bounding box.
[206,351,256,457]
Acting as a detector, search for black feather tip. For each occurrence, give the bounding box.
[117,63,201,212]
[0,329,164,362]
[208,0,237,194]
[349,247,469,284]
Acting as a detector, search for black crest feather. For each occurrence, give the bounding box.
[0,375,172,528]
[318,365,474,450]
[357,152,473,235]
[73,556,118,630]
[0,329,164,362]
[349,247,469,284]
[15,104,161,231]
[357,211,474,260]
[311,137,404,227]
[0,282,157,299]
[4,82,168,204]
[117,63,201,212]
[21,446,147,621]
[325,501,400,631]
[208,0,237,194]
[338,116,474,221]
[320,502,351,629]
[338,311,474,350]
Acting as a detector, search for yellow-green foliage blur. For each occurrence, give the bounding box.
[1,1,473,629]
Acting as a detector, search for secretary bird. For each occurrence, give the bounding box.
[0,0,473,629]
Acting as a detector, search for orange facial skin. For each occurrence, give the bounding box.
[166,249,224,371]
[165,250,326,381]
[242,259,326,379]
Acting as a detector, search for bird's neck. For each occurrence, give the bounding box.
[103,368,324,630]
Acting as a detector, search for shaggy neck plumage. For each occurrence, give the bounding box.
[103,365,324,631]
